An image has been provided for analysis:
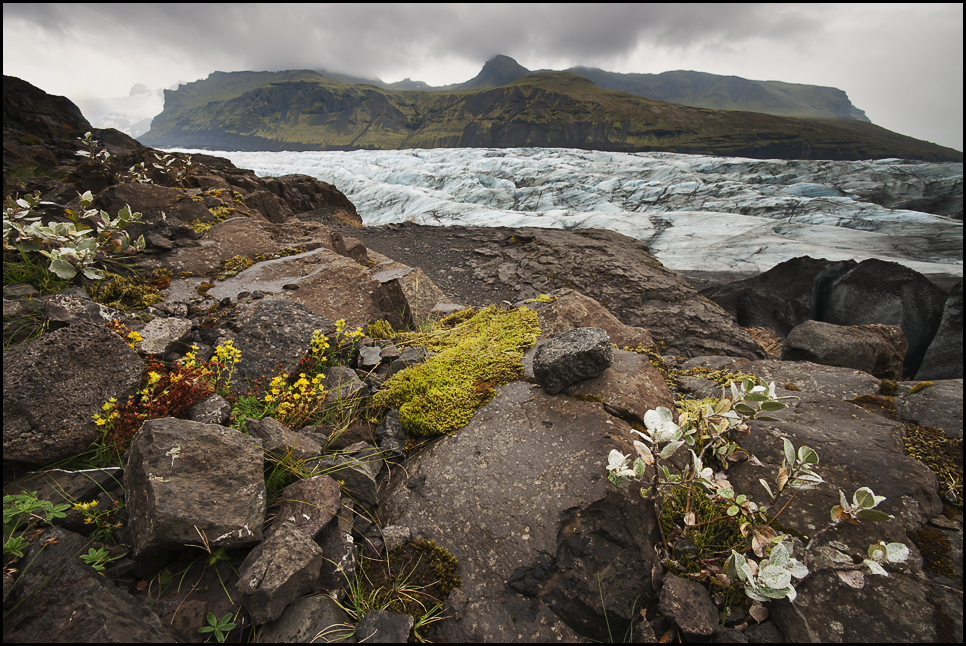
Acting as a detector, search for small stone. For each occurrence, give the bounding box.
[532,327,612,394]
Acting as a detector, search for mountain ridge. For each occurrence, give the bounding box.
[140,68,961,162]
[310,55,871,123]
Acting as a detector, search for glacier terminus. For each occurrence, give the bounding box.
[167,147,963,279]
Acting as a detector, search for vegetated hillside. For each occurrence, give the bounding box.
[443,56,871,122]
[141,70,964,162]
[565,67,871,122]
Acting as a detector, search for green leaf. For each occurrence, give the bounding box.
[782,438,795,468]
[82,266,105,280]
[48,258,78,279]
[797,446,819,465]
[759,478,774,499]
[734,403,756,416]
[855,509,893,522]
[660,440,684,459]
[4,535,30,558]
[760,400,786,411]
[743,392,770,402]
[864,559,889,576]
[852,487,884,509]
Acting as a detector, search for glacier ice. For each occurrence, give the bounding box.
[166,147,962,277]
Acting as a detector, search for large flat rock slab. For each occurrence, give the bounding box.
[208,247,402,329]
[3,320,143,465]
[724,391,945,642]
[380,380,659,642]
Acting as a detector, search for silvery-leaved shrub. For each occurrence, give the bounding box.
[605,376,908,604]
[3,190,145,280]
[77,131,191,185]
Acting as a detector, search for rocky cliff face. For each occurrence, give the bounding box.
[139,70,963,162]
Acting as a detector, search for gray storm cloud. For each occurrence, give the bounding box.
[3,3,962,150]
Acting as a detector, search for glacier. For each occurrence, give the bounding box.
[166,147,963,277]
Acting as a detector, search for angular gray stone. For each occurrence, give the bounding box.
[357,345,384,369]
[310,447,383,507]
[658,574,719,640]
[236,521,327,625]
[247,416,323,461]
[356,610,414,643]
[267,475,342,539]
[316,498,359,597]
[916,280,963,380]
[137,316,193,356]
[380,525,412,553]
[380,381,659,642]
[533,327,613,394]
[3,320,143,465]
[124,418,266,555]
[387,345,428,376]
[258,595,356,643]
[323,365,370,402]
[782,320,904,379]
[3,527,180,642]
[233,298,336,395]
[42,291,125,330]
[187,393,232,425]
[375,409,407,458]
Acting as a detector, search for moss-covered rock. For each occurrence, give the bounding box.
[374,305,539,436]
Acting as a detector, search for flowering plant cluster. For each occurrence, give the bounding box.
[3,491,71,562]
[258,371,330,429]
[606,377,908,605]
[93,324,244,462]
[72,498,125,542]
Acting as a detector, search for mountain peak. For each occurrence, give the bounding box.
[459,55,531,90]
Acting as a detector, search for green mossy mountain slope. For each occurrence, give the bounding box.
[141,70,963,162]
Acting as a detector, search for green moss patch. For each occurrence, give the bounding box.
[908,381,935,396]
[904,424,963,507]
[359,539,461,639]
[879,379,899,397]
[373,305,539,436]
[86,272,165,311]
[907,525,956,578]
[845,394,898,420]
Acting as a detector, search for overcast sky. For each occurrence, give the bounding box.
[3,3,963,151]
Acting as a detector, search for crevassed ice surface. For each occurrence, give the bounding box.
[167,147,963,276]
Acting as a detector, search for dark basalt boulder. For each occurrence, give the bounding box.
[700,255,834,336]
[819,258,948,376]
[782,320,907,380]
[3,320,143,465]
[916,280,963,380]
[379,380,660,642]
[2,526,181,642]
